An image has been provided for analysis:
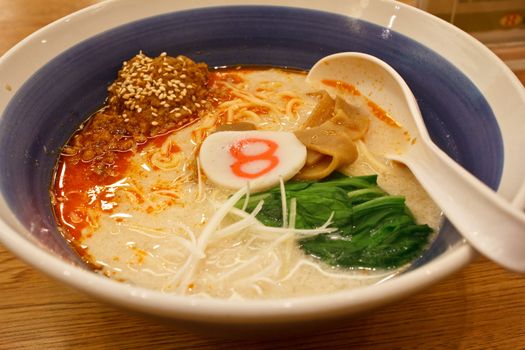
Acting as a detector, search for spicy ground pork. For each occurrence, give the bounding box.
[62,52,209,175]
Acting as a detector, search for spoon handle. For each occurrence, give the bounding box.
[512,180,525,210]
[391,143,525,274]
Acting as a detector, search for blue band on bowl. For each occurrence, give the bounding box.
[0,6,503,266]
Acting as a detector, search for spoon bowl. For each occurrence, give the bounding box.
[306,52,525,273]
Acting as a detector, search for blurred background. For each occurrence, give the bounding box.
[399,0,525,79]
[0,0,523,81]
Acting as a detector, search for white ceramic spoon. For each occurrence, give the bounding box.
[306,52,525,273]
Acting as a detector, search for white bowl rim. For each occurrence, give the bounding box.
[0,0,522,323]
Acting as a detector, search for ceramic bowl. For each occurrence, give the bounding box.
[0,0,524,332]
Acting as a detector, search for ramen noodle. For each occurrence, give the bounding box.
[51,53,441,300]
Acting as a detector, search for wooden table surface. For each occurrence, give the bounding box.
[1,1,525,349]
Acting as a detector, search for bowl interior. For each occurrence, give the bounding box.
[0,6,502,269]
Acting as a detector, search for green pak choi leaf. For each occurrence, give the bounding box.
[235,174,433,269]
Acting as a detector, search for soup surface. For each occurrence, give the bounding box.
[51,53,441,300]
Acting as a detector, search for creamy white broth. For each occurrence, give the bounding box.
[53,68,441,300]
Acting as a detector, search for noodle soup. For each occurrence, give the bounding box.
[51,53,441,300]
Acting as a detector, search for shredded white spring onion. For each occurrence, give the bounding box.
[215,232,294,282]
[288,197,297,230]
[241,181,251,212]
[175,186,248,293]
[279,176,288,228]
[215,200,265,239]
[280,259,392,282]
[228,206,337,236]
